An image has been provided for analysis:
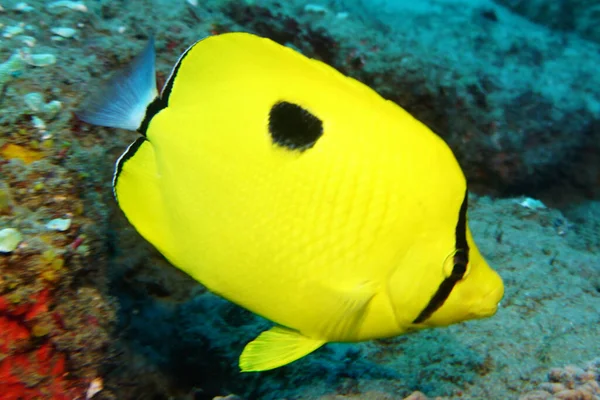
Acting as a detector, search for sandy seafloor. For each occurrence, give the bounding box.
[0,0,599,399]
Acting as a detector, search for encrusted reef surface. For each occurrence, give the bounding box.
[321,0,600,202]
[0,153,114,399]
[492,0,600,45]
[0,0,599,399]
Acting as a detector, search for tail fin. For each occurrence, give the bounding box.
[76,38,158,132]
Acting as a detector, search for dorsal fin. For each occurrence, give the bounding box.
[76,38,158,132]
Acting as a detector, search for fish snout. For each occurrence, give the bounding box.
[471,275,504,318]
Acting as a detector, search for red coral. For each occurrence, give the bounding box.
[0,291,85,400]
[24,289,50,321]
[0,295,9,312]
[0,350,77,400]
[0,316,30,353]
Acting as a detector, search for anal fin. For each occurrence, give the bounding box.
[239,327,325,372]
[114,137,172,256]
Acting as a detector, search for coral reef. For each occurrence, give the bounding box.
[0,52,25,94]
[0,289,78,400]
[0,155,116,399]
[317,391,428,400]
[1,3,118,397]
[1,1,599,399]
[520,359,600,400]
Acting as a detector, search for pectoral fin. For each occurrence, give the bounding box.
[316,281,376,340]
[239,326,325,372]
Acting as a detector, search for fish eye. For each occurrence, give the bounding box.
[452,249,469,279]
[455,261,470,280]
[461,260,471,278]
[442,249,470,280]
[442,250,456,278]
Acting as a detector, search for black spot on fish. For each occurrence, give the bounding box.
[413,189,470,324]
[269,101,323,151]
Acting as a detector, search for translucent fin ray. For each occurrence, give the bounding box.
[76,38,158,131]
[239,327,325,372]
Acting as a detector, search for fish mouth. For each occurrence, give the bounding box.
[487,284,504,304]
[475,304,499,318]
[474,286,504,317]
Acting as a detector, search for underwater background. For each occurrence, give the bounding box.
[0,0,599,399]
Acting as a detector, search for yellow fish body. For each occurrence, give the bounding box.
[78,32,504,372]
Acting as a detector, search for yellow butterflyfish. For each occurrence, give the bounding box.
[78,32,504,372]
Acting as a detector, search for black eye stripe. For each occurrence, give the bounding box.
[412,189,469,324]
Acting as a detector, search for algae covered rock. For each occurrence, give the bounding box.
[0,228,22,252]
[493,0,600,45]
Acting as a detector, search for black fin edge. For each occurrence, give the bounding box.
[112,136,148,200]
[138,96,163,135]
[137,38,201,134]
